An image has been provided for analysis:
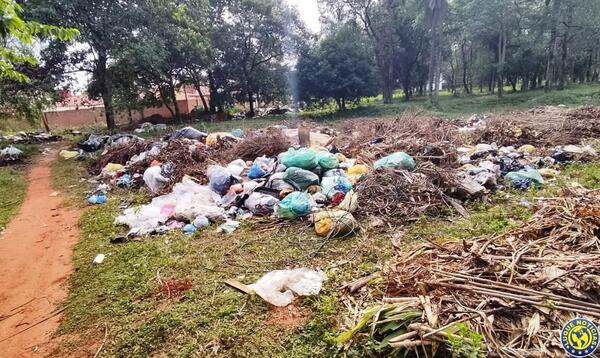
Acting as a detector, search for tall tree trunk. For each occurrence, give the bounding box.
[557,4,573,90]
[545,0,561,92]
[497,26,506,99]
[427,0,446,105]
[461,42,470,94]
[97,50,115,131]
[193,82,209,112]
[522,73,529,92]
[586,48,593,82]
[247,91,255,117]
[169,82,180,119]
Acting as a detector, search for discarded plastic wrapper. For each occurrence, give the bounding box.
[276,192,313,219]
[505,168,544,189]
[248,156,276,179]
[93,254,105,264]
[281,148,318,169]
[59,149,79,160]
[313,210,358,237]
[226,159,247,178]
[347,164,368,176]
[316,151,339,170]
[283,167,319,191]
[218,220,240,234]
[244,192,279,216]
[248,268,326,307]
[115,177,224,236]
[0,146,23,161]
[206,132,235,146]
[143,166,170,194]
[102,163,124,175]
[338,190,358,212]
[193,215,210,228]
[374,152,416,171]
[231,128,244,138]
[267,172,295,191]
[208,165,233,195]
[87,194,107,205]
[172,126,207,140]
[320,176,352,199]
[183,224,197,235]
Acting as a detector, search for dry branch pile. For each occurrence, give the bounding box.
[91,140,153,174]
[354,165,462,221]
[336,114,459,166]
[342,188,600,356]
[220,128,291,162]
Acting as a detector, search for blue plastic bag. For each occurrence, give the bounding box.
[208,165,233,194]
[374,152,416,171]
[277,192,312,219]
[248,157,275,179]
[320,176,353,199]
[281,148,318,169]
[87,194,107,205]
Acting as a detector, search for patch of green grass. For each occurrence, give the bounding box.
[50,155,91,206]
[0,167,27,230]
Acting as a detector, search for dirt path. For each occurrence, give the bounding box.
[0,150,81,357]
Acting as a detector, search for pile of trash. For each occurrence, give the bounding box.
[0,131,61,144]
[85,106,600,239]
[0,145,23,164]
[338,188,600,356]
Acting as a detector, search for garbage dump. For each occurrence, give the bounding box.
[0,131,61,144]
[85,106,600,242]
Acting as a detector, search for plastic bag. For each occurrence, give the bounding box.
[59,150,79,160]
[143,166,170,194]
[338,190,359,212]
[172,126,207,140]
[281,148,318,169]
[0,146,23,161]
[320,176,353,199]
[316,152,339,170]
[248,268,325,307]
[374,152,416,171]
[267,172,295,191]
[244,192,280,216]
[283,167,319,191]
[313,210,358,237]
[208,165,233,195]
[206,132,235,146]
[348,164,368,176]
[227,159,247,178]
[218,220,240,234]
[505,168,544,189]
[276,192,312,219]
[248,156,276,179]
[87,194,107,205]
[231,128,244,138]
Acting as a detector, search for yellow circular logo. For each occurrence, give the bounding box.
[561,318,599,357]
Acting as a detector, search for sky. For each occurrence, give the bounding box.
[286,0,321,33]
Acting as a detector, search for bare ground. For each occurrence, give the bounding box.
[0,150,82,357]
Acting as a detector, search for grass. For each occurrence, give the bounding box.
[0,143,40,230]
[0,167,27,231]
[50,153,600,357]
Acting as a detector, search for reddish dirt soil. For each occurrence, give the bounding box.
[266,304,311,330]
[0,151,81,357]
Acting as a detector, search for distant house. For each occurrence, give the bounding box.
[43,86,210,129]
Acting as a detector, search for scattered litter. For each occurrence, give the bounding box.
[374,152,416,171]
[248,268,326,307]
[0,146,23,162]
[59,150,79,160]
[87,194,107,205]
[217,220,240,234]
[93,254,105,264]
[276,192,312,219]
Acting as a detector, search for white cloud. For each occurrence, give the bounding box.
[286,0,321,33]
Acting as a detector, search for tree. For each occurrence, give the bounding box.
[0,0,78,83]
[297,22,379,110]
[425,0,447,104]
[32,0,141,131]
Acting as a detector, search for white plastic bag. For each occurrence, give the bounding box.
[248,268,325,307]
[143,166,170,194]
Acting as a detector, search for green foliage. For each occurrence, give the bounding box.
[297,22,379,110]
[447,323,485,358]
[0,0,78,82]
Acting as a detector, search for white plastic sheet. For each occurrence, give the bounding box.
[248,268,326,307]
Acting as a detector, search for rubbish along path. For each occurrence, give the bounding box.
[0,150,81,356]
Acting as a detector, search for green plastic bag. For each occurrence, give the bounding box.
[374,152,416,171]
[505,168,544,189]
[283,167,320,191]
[281,148,318,169]
[317,152,340,170]
[276,192,312,219]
